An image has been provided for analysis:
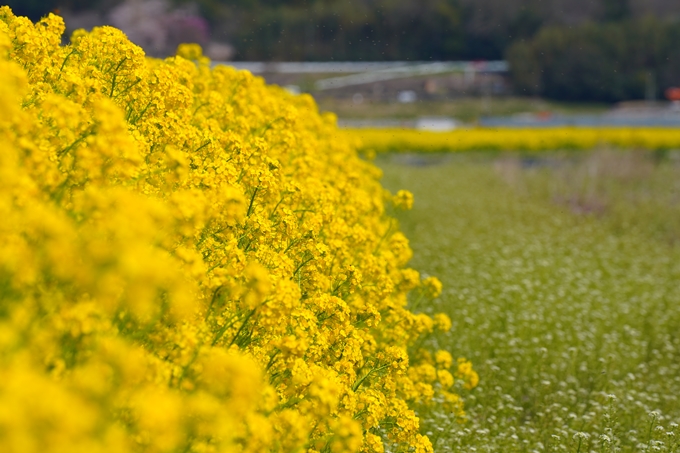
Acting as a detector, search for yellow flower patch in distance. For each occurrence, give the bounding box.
[0,7,475,453]
[347,127,680,153]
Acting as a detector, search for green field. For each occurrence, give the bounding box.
[317,97,609,122]
[378,150,680,452]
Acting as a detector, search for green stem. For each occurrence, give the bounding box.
[246,187,260,217]
[227,308,257,347]
[352,364,389,392]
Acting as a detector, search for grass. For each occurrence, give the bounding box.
[316,97,610,122]
[377,150,680,452]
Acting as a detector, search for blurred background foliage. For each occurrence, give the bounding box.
[507,17,680,102]
[202,0,464,61]
[5,0,680,102]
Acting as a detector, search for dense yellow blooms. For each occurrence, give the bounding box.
[0,8,476,453]
[455,359,480,391]
[392,189,414,211]
[348,127,680,153]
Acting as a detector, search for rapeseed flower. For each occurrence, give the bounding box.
[0,7,476,453]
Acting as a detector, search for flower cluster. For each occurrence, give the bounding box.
[349,127,680,153]
[0,8,475,453]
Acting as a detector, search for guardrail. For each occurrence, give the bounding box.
[213,60,509,90]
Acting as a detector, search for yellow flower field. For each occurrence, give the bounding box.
[346,127,680,153]
[0,8,476,453]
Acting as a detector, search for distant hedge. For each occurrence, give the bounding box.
[507,17,680,102]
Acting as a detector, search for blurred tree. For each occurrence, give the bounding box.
[507,17,680,102]
[509,9,542,39]
[5,0,60,20]
[178,0,464,61]
[7,0,680,86]
[5,0,118,20]
[600,0,631,21]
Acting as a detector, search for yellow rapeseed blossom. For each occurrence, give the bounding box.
[433,313,452,332]
[0,7,476,453]
[422,276,443,299]
[456,358,481,390]
[392,189,414,210]
[435,350,453,369]
[347,127,680,153]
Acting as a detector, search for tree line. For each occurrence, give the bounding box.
[508,17,680,102]
[7,0,680,101]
